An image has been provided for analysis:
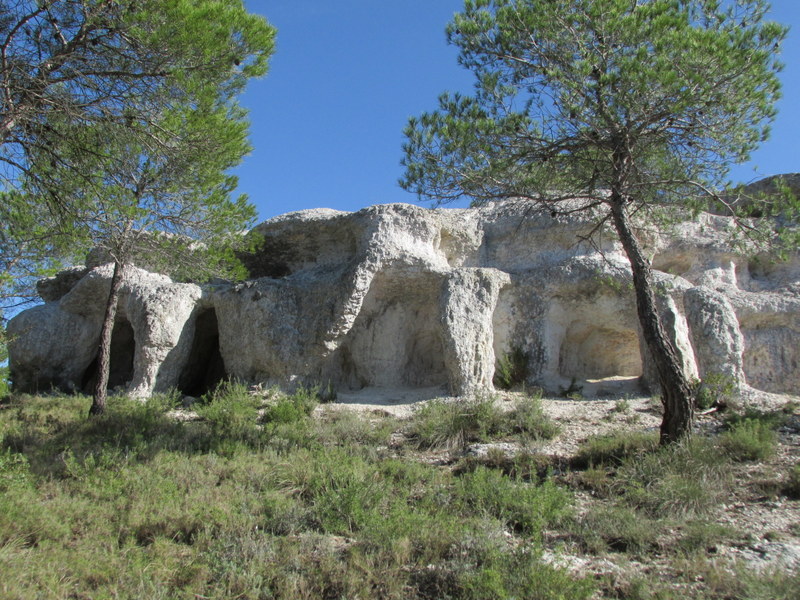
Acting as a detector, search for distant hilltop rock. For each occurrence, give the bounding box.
[8,185,800,399]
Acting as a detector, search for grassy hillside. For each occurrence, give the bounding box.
[1,384,798,599]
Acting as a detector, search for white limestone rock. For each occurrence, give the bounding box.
[8,193,800,399]
[730,289,800,394]
[685,286,746,388]
[441,268,510,395]
[36,266,89,302]
[8,264,201,396]
[7,302,100,392]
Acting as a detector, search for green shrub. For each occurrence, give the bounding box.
[146,388,182,411]
[692,559,800,600]
[612,397,631,414]
[674,519,737,554]
[261,419,316,456]
[724,407,788,431]
[609,562,800,600]
[784,463,800,499]
[454,466,571,535]
[313,409,396,448]
[733,566,800,600]
[408,395,504,450]
[459,548,594,600]
[0,366,9,399]
[196,381,261,447]
[455,450,556,483]
[0,446,31,491]
[719,418,777,462]
[693,372,735,410]
[506,395,560,440]
[572,465,612,495]
[493,347,528,390]
[616,437,731,517]
[306,454,390,535]
[573,430,659,468]
[262,394,314,425]
[573,505,659,555]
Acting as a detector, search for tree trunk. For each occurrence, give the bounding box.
[609,201,694,444]
[89,261,124,417]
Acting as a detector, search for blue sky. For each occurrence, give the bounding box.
[237,1,800,222]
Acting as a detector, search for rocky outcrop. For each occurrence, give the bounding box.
[9,265,202,396]
[8,196,800,398]
[685,286,746,387]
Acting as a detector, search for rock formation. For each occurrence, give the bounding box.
[8,195,800,399]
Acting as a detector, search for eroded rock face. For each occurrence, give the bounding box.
[8,197,800,398]
[685,286,746,388]
[9,265,202,396]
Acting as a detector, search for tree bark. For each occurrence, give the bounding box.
[89,261,124,417]
[609,200,694,444]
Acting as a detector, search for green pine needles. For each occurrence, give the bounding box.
[401,0,789,444]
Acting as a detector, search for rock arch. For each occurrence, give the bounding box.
[336,270,448,390]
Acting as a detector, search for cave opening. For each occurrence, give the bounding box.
[558,320,642,380]
[178,309,227,397]
[338,272,448,390]
[81,317,136,393]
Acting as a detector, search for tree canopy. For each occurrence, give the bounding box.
[1,0,273,195]
[0,0,274,296]
[41,97,261,415]
[401,0,789,443]
[29,96,258,282]
[1,0,275,411]
[403,0,786,209]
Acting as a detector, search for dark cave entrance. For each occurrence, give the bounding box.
[81,317,136,392]
[178,309,227,397]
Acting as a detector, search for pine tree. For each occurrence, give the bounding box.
[401,0,788,443]
[8,0,275,415]
[1,0,275,311]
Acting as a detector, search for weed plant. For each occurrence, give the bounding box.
[0,389,593,600]
[506,393,560,440]
[0,387,795,599]
[786,463,800,499]
[0,366,9,398]
[569,433,740,559]
[572,429,659,468]
[313,408,397,448]
[613,397,631,413]
[723,406,788,431]
[196,381,263,448]
[575,505,660,554]
[493,346,528,390]
[693,372,736,410]
[455,449,557,483]
[261,385,317,425]
[719,418,778,462]
[617,558,800,600]
[614,437,732,517]
[407,393,558,450]
[407,395,505,449]
[611,563,800,600]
